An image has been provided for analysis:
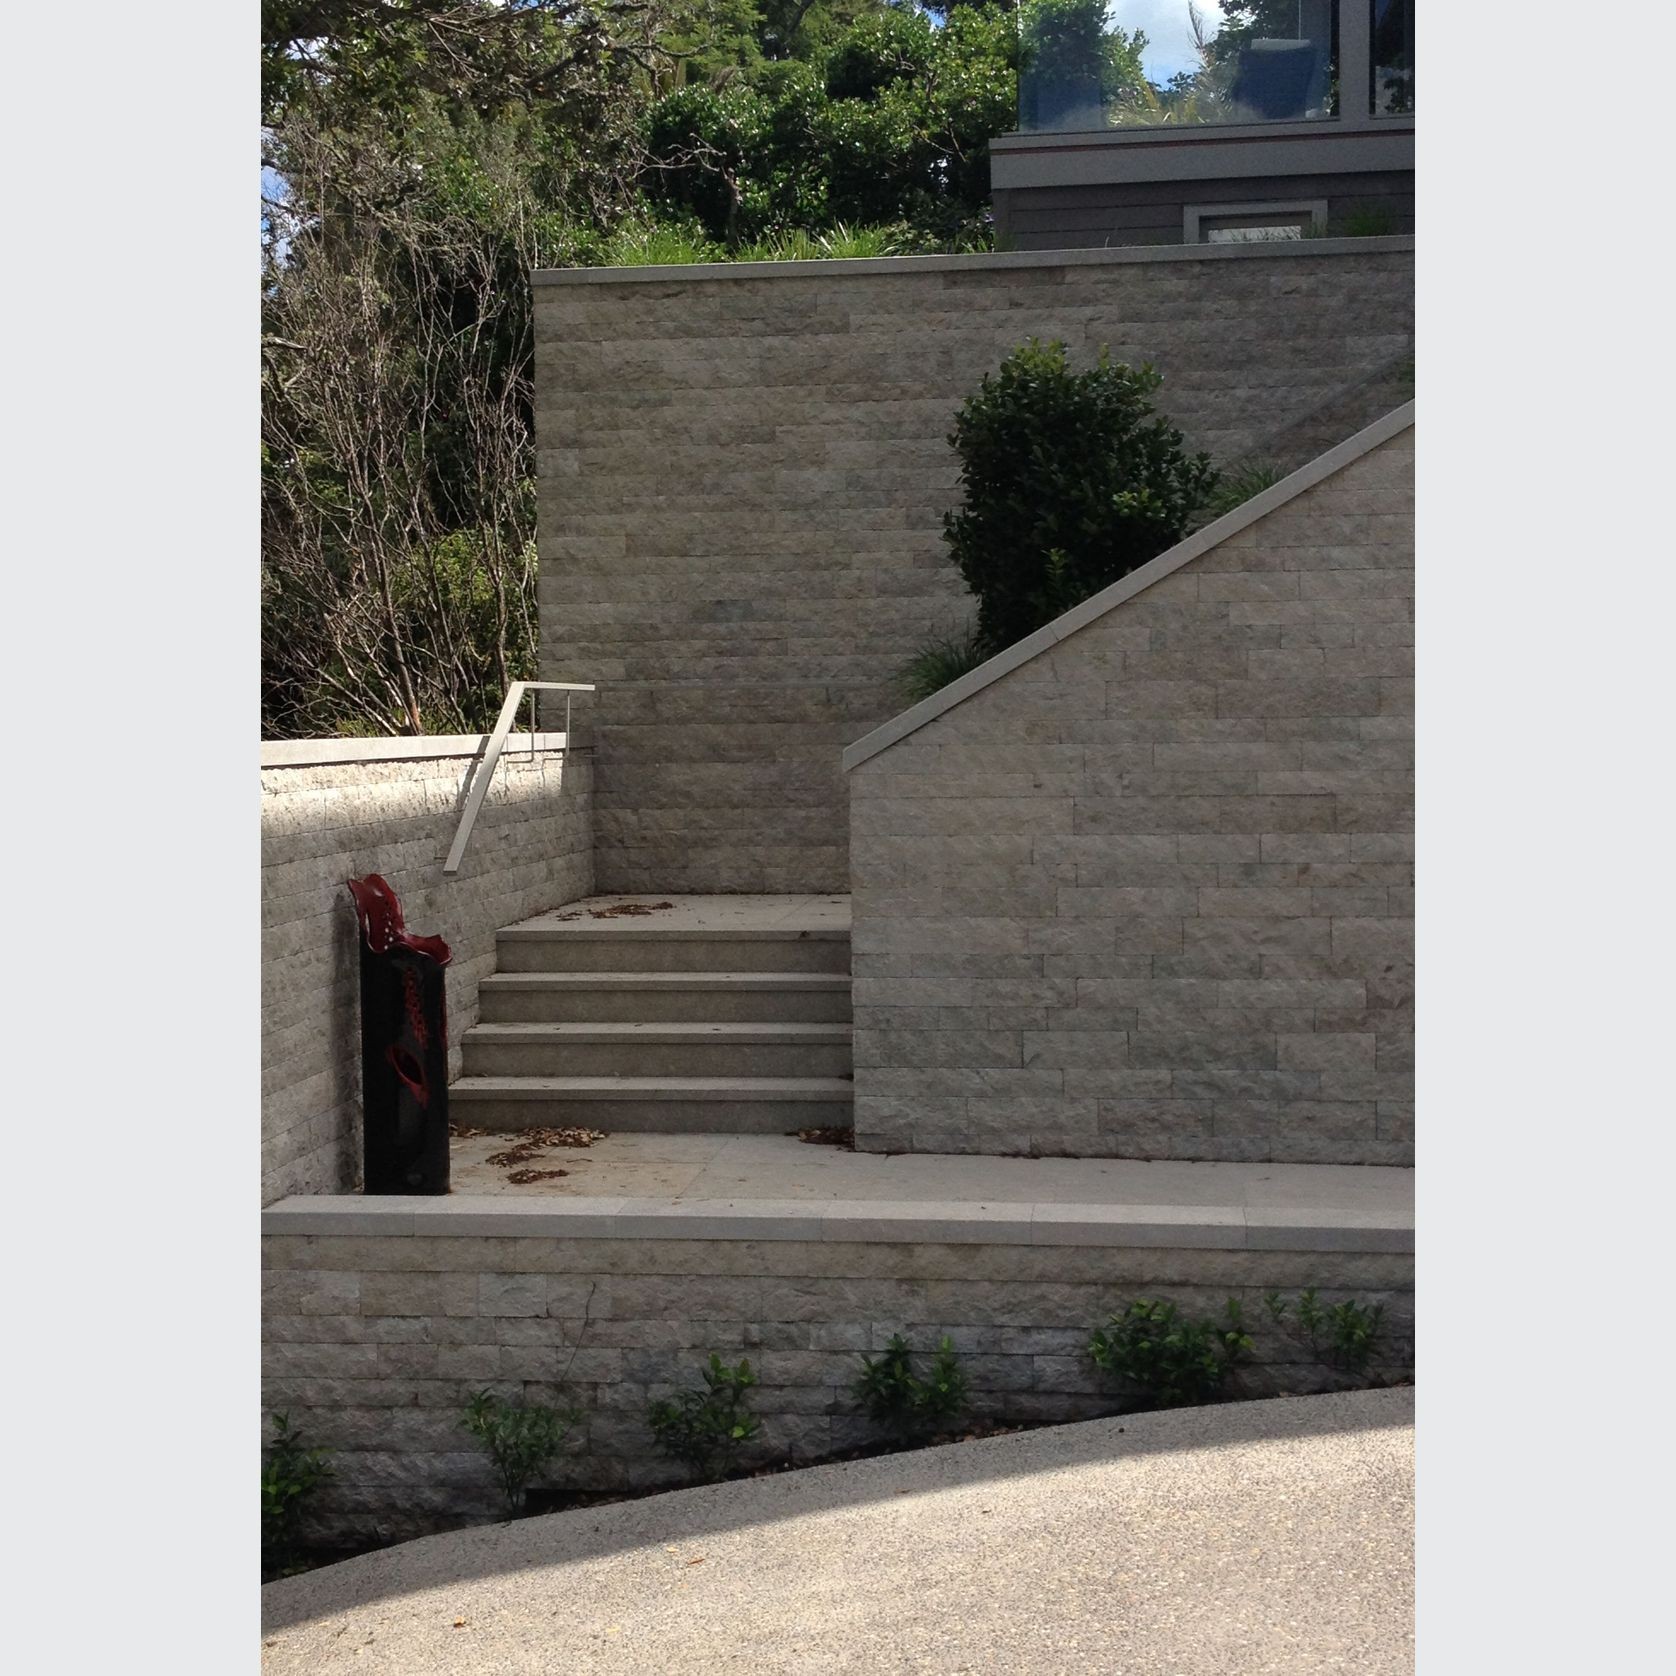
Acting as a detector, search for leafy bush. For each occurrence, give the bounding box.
[262,1412,334,1577]
[460,1391,581,1516]
[648,1355,761,1483]
[944,341,1217,655]
[1196,459,1287,524]
[854,1334,971,1440]
[898,626,987,702]
[1088,1299,1254,1409]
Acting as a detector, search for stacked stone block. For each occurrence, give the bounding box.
[261,750,594,1204]
[533,241,1414,894]
[848,428,1414,1164]
[263,1228,1413,1545]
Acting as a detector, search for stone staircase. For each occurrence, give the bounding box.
[449,898,853,1134]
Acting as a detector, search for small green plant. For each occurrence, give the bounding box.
[1196,460,1287,524]
[898,626,987,702]
[1266,1289,1389,1378]
[460,1391,581,1516]
[1088,1298,1253,1409]
[262,1412,333,1577]
[648,1355,761,1483]
[854,1334,971,1440]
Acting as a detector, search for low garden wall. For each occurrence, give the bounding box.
[533,237,1414,895]
[843,412,1414,1165]
[262,1198,1413,1547]
[261,738,594,1205]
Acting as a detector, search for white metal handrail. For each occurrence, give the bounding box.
[442,680,595,876]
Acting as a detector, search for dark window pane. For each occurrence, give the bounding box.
[1372,0,1416,115]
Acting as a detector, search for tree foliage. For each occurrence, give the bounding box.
[261,2,1031,737]
[642,5,1016,244]
[261,5,667,735]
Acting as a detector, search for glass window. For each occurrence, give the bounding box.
[1372,0,1415,115]
[1019,2,1339,135]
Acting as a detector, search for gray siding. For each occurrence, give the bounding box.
[995,172,1414,251]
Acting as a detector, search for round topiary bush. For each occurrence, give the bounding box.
[943,339,1217,655]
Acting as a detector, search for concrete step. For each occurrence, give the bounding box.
[477,971,852,1025]
[448,1075,855,1134]
[461,1021,853,1079]
[495,926,850,975]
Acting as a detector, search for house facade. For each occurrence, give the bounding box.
[994,1,1415,250]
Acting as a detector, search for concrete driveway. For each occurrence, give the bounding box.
[262,1387,1413,1675]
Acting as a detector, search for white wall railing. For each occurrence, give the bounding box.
[443,681,595,876]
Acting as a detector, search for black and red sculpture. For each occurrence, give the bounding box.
[347,874,452,1195]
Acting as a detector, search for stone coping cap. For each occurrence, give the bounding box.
[533,236,1413,287]
[842,400,1416,773]
[261,732,569,770]
[264,1194,1412,1253]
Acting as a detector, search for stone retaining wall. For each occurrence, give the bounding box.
[533,239,1414,895]
[261,745,593,1205]
[263,1219,1413,1546]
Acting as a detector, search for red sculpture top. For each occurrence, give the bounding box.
[346,874,452,966]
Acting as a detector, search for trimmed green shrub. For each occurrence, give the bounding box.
[854,1334,971,1440]
[1088,1298,1254,1409]
[944,340,1217,655]
[648,1354,761,1482]
[262,1412,334,1577]
[460,1391,581,1516]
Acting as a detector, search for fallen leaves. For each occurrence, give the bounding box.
[506,1167,570,1185]
[793,1126,855,1149]
[551,900,675,921]
[486,1126,608,1172]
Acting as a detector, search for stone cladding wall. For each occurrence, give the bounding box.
[263,1226,1412,1544]
[533,240,1413,893]
[848,429,1413,1163]
[261,749,593,1204]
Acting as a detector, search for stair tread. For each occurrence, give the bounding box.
[499,925,847,941]
[480,972,850,990]
[452,1076,854,1097]
[466,1021,850,1041]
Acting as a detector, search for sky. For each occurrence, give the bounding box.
[1112,1,1230,84]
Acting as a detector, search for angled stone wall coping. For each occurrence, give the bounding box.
[261,733,570,770]
[841,401,1416,773]
[262,1193,1413,1253]
[532,236,1413,288]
